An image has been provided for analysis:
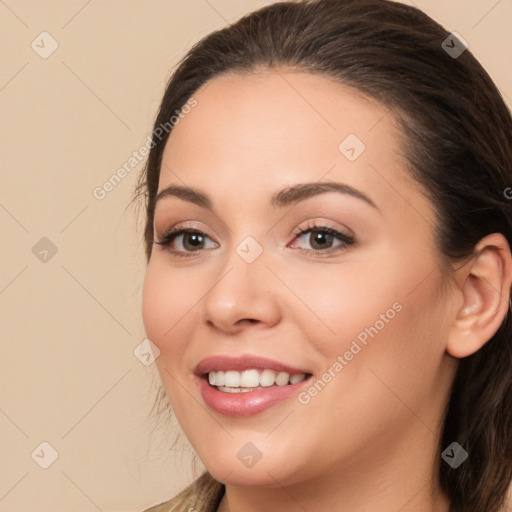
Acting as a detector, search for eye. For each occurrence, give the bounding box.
[153,221,355,258]
[153,227,218,257]
[290,222,355,254]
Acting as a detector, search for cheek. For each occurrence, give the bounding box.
[142,263,202,412]
[141,266,165,343]
[287,258,405,355]
[343,267,451,412]
[298,244,447,388]
[141,262,198,353]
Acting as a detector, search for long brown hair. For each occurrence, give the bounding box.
[135,1,512,510]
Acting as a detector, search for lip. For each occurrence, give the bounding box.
[194,354,313,417]
[196,374,312,417]
[194,354,311,376]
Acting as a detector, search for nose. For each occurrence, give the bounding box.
[200,246,282,335]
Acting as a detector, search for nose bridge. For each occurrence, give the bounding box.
[200,231,280,332]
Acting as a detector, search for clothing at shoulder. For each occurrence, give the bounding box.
[141,472,225,512]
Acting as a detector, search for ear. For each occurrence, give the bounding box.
[446,233,512,359]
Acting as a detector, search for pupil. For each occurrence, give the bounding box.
[186,233,203,249]
[312,231,332,249]
[183,231,335,251]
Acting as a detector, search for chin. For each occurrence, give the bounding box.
[207,463,292,488]
[198,444,308,488]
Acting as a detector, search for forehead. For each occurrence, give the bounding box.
[158,69,422,217]
[163,69,398,162]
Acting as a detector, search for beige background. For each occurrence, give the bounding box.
[0,1,511,511]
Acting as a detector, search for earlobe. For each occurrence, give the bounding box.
[446,233,512,359]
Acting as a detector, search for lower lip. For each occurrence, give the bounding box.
[196,375,311,417]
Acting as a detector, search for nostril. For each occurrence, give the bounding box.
[238,318,258,325]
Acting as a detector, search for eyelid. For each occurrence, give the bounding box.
[291,218,354,238]
[289,221,356,253]
[154,220,218,242]
[154,224,219,254]
[154,219,356,258]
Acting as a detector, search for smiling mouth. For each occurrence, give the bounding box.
[205,369,312,393]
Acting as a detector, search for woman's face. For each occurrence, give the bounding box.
[142,70,458,489]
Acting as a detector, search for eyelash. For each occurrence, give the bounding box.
[153,222,356,258]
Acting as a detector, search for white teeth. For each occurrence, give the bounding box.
[259,369,277,387]
[215,370,225,386]
[217,386,255,393]
[240,369,260,387]
[207,369,308,389]
[275,372,290,386]
[224,371,240,387]
[290,373,306,384]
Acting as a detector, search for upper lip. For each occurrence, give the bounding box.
[194,354,312,376]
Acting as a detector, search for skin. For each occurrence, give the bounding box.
[142,69,512,512]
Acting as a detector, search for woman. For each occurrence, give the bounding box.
[135,0,512,510]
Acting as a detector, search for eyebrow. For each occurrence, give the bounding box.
[154,181,378,210]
